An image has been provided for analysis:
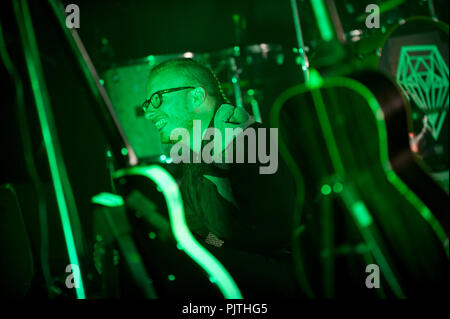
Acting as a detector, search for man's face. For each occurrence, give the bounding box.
[145,72,195,144]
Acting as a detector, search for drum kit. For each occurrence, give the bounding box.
[100,43,303,159]
[101,0,448,190]
[3,0,446,299]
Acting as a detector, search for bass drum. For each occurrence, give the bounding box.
[363,17,449,192]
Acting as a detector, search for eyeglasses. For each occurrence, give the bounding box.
[142,86,195,113]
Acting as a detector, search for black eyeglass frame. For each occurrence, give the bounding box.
[142,86,196,113]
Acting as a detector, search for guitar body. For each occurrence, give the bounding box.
[355,71,449,237]
[271,69,449,297]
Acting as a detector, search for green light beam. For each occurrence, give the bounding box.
[14,0,86,298]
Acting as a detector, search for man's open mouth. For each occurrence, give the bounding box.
[154,118,168,130]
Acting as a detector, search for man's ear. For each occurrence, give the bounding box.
[189,87,207,110]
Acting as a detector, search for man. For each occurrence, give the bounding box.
[143,58,300,296]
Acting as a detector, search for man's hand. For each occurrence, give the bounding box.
[213,104,255,157]
[214,104,254,127]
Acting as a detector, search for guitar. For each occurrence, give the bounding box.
[270,0,449,298]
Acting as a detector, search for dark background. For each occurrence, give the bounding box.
[0,0,448,298]
[61,0,448,70]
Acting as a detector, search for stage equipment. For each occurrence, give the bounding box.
[101,43,302,160]
[270,0,449,298]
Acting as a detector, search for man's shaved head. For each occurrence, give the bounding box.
[144,58,229,144]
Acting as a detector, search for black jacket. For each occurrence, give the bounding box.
[179,122,296,254]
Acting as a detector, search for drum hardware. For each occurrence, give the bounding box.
[246,89,263,123]
[428,0,437,20]
[290,0,310,81]
[325,0,348,44]
[92,198,158,298]
[232,13,247,46]
[229,13,263,120]
[228,54,244,108]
